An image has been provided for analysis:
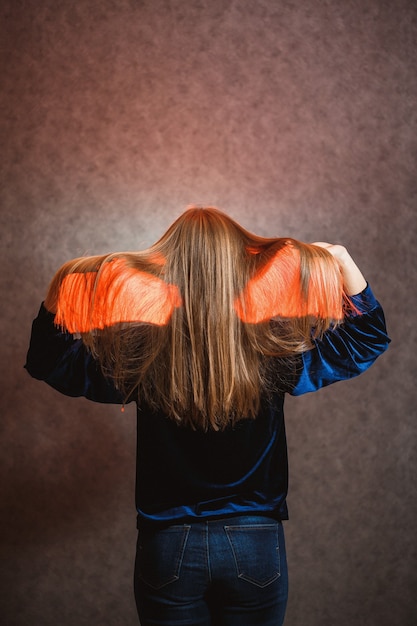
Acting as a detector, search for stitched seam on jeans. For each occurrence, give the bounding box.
[174,526,191,583]
[205,523,212,583]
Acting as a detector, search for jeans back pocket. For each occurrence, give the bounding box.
[224,523,281,588]
[136,525,191,589]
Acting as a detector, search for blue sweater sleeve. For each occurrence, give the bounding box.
[290,284,390,396]
[24,303,125,404]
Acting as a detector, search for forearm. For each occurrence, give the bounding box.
[334,245,367,296]
[312,242,367,296]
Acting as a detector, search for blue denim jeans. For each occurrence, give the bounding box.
[134,515,288,625]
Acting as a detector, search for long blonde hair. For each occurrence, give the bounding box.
[46,206,350,430]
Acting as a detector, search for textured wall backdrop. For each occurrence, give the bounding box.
[1,1,416,625]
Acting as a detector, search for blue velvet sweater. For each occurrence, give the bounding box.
[25,285,389,527]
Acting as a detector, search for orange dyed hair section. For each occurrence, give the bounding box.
[235,242,344,323]
[55,258,182,332]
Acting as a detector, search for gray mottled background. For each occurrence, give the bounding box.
[1,1,416,624]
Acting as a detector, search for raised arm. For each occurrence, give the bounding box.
[25,303,125,404]
[289,244,389,396]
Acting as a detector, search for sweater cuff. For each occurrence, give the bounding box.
[348,283,379,315]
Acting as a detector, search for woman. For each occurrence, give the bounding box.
[25,206,390,625]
